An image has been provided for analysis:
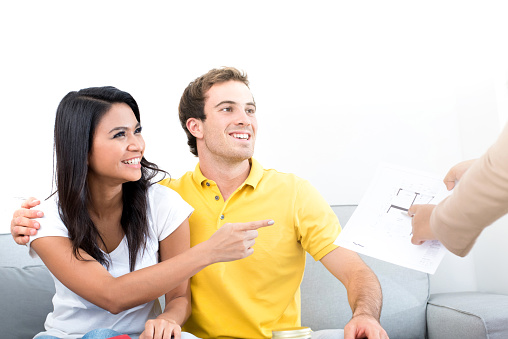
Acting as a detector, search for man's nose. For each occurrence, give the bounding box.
[235,109,251,126]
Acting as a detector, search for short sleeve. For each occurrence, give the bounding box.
[28,197,69,259]
[148,184,194,241]
[294,179,341,261]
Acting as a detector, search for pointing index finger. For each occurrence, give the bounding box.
[241,219,275,231]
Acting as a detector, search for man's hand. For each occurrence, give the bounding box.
[11,197,43,245]
[206,219,274,263]
[344,314,389,339]
[408,204,437,245]
[139,318,181,339]
[443,159,476,191]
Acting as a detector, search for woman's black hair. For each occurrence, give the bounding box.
[53,86,166,271]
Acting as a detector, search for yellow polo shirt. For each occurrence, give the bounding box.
[159,159,341,339]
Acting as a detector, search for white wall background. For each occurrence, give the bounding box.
[1,1,508,294]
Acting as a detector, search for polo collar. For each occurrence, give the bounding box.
[192,158,264,189]
[193,162,208,187]
[244,158,263,189]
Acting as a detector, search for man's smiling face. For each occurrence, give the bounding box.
[197,80,257,164]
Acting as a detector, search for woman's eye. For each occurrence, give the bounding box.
[113,131,125,138]
[246,109,256,114]
[135,126,142,134]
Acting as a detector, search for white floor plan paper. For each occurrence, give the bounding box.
[335,163,451,274]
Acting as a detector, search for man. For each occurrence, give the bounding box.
[12,67,388,339]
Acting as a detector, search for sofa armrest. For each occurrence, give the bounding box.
[427,292,508,339]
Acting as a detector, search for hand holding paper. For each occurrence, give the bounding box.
[335,163,451,274]
[408,204,437,245]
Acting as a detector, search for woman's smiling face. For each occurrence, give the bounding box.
[87,102,145,185]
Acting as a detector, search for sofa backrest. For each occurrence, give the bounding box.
[0,233,43,267]
[1,265,55,338]
[300,205,430,339]
[0,234,53,338]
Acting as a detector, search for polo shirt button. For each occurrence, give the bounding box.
[215,196,219,201]
[220,215,224,220]
[206,182,210,187]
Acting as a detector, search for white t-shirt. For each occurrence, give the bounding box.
[28,184,194,339]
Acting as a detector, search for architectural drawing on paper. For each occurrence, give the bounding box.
[386,188,435,213]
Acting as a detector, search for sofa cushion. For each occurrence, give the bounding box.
[301,205,429,339]
[0,265,55,339]
[301,253,429,339]
[364,255,429,339]
[427,292,508,339]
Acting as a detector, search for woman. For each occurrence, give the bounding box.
[29,86,272,339]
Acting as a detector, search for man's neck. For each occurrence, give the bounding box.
[199,157,251,201]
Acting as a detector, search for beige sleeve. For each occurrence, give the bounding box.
[430,123,508,257]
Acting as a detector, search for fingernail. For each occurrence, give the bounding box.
[402,212,412,218]
[30,229,36,235]
[33,200,40,204]
[36,212,43,217]
[34,222,40,229]
[268,220,274,225]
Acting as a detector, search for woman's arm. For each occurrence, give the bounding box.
[139,219,191,339]
[159,219,192,324]
[31,218,273,314]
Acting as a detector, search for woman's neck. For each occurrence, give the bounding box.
[87,176,123,220]
[86,177,125,252]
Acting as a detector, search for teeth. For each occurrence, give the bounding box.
[232,133,249,140]
[122,158,141,165]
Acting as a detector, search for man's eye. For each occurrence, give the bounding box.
[113,131,125,138]
[246,109,256,114]
[221,107,232,112]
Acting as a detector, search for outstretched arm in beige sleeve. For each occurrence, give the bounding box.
[419,123,508,257]
[409,159,477,245]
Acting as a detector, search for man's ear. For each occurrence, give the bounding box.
[186,118,203,139]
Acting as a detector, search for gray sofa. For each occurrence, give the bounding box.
[2,205,508,338]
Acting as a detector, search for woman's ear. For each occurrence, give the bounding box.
[186,118,203,139]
